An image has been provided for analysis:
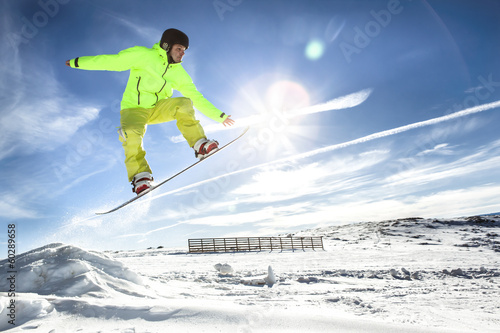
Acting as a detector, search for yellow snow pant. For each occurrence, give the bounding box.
[119,97,206,181]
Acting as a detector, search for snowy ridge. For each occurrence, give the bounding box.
[1,216,499,332]
[292,215,500,252]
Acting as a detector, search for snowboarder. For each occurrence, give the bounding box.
[65,28,235,195]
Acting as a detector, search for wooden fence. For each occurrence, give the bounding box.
[188,236,324,253]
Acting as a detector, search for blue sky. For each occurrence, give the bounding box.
[1,0,500,253]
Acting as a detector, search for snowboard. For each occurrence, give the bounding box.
[96,126,249,215]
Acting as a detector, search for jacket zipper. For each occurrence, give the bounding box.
[136,76,142,105]
[155,64,169,104]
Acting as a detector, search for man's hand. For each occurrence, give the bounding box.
[222,115,235,127]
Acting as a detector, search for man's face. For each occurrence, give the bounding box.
[169,44,186,63]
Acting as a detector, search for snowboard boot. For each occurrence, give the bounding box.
[193,138,219,160]
[132,172,153,195]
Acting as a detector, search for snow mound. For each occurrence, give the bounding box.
[0,243,152,298]
[241,265,277,287]
[0,296,53,331]
[214,263,234,275]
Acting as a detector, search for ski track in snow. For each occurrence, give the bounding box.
[1,216,499,332]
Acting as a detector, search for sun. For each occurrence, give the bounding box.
[258,80,313,159]
[265,80,310,111]
[231,75,319,161]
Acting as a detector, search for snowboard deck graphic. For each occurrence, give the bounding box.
[96,127,249,215]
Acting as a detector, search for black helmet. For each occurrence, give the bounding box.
[160,28,189,52]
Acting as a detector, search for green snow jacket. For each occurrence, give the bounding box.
[68,43,228,123]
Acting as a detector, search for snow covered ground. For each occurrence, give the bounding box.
[1,215,499,332]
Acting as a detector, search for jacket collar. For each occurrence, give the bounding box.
[153,43,183,65]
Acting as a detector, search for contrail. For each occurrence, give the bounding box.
[169,89,373,143]
[292,99,500,160]
[135,99,500,205]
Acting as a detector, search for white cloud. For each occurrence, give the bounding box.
[386,139,500,187]
[0,11,117,224]
[337,184,500,221]
[0,101,99,160]
[192,182,500,234]
[232,163,330,203]
[166,182,500,238]
[160,137,500,232]
[0,20,101,161]
[0,196,39,220]
[0,26,105,218]
[231,149,389,204]
[99,10,161,45]
[416,143,455,156]
[184,209,275,227]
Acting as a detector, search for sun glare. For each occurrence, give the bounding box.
[265,80,310,111]
[232,75,321,161]
[259,80,314,159]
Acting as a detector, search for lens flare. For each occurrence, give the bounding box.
[305,39,325,61]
